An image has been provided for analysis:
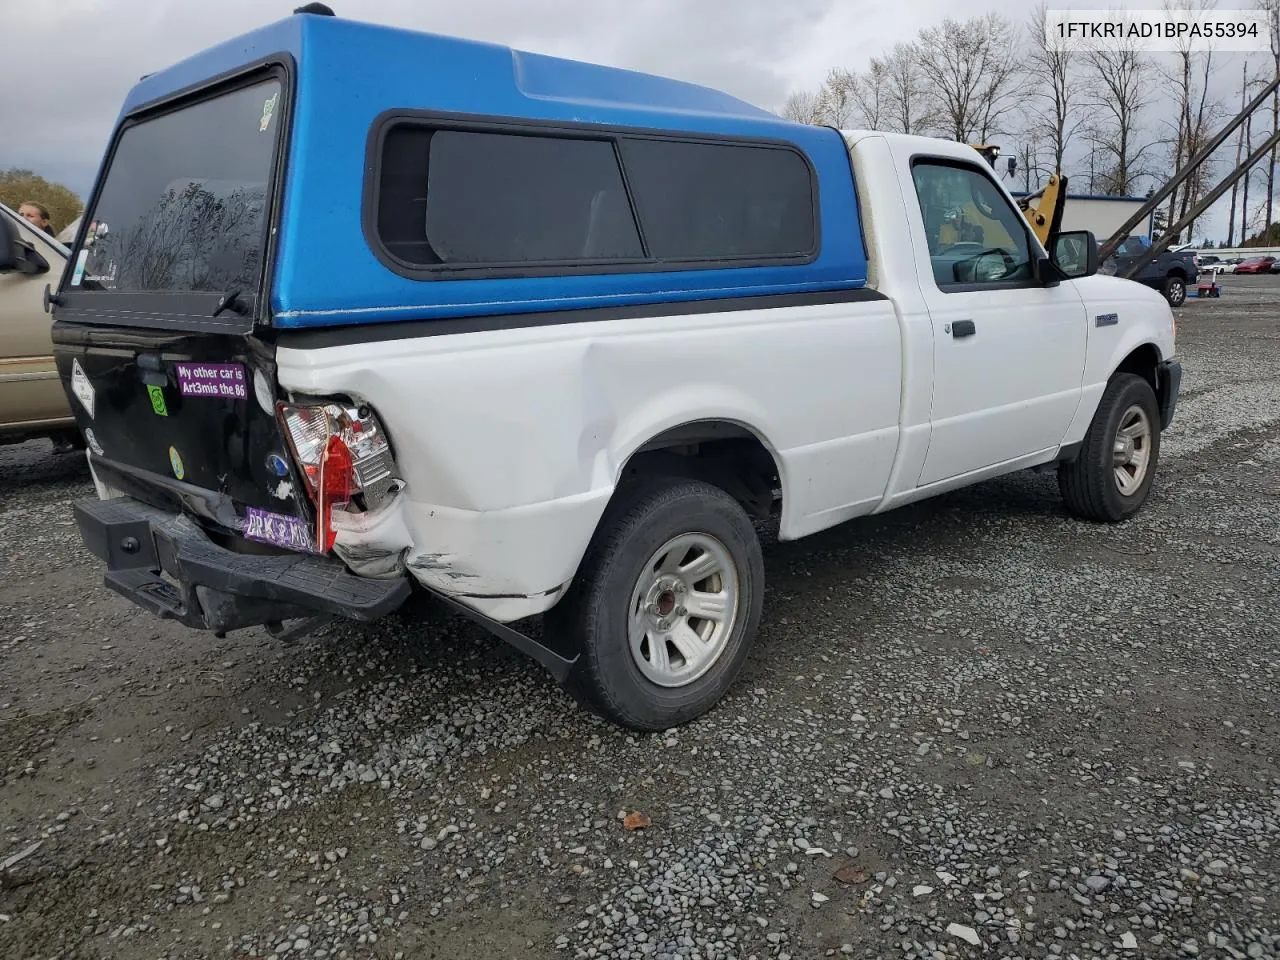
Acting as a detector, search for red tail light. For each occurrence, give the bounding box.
[276,400,398,554]
[316,434,357,552]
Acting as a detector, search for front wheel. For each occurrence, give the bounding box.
[1163,275,1187,307]
[1058,373,1162,523]
[546,476,764,731]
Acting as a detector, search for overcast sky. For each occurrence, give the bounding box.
[4,0,1273,242]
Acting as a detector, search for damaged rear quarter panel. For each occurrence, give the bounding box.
[274,301,901,608]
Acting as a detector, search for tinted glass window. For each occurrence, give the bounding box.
[377,127,643,266]
[910,161,1033,287]
[619,138,815,260]
[71,78,281,295]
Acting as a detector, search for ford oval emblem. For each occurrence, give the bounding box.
[266,453,290,477]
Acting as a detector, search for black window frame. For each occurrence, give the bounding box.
[362,108,822,281]
[53,55,296,335]
[907,154,1044,295]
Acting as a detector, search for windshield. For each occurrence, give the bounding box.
[69,77,282,297]
[1114,237,1150,257]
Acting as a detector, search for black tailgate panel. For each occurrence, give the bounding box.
[51,320,309,522]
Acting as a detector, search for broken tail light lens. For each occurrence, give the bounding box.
[276,400,399,552]
[316,434,356,552]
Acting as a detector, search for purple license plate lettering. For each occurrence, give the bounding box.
[174,362,248,400]
[243,507,315,553]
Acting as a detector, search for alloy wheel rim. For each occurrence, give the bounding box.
[627,533,740,688]
[1112,404,1153,495]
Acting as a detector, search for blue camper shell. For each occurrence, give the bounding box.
[88,9,870,331]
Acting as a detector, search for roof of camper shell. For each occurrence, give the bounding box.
[112,12,869,329]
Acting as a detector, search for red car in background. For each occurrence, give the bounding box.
[1234,255,1278,274]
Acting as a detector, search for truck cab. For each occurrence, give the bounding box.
[52,8,1179,731]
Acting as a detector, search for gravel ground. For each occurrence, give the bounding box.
[1,275,1278,960]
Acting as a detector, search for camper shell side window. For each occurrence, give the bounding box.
[363,113,821,281]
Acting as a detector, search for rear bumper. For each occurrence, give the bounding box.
[1158,359,1182,431]
[74,496,410,634]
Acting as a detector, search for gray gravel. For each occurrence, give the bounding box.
[1,275,1278,959]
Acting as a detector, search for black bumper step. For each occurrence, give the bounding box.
[74,496,410,633]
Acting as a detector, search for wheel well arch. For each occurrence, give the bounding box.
[614,419,784,522]
[1112,342,1168,410]
[1166,268,1187,280]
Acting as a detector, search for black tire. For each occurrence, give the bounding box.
[50,430,85,454]
[1058,373,1162,523]
[1163,275,1187,307]
[546,475,764,731]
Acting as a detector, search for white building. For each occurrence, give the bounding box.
[1009,191,1153,244]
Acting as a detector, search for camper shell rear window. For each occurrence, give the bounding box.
[55,60,291,332]
[366,113,819,279]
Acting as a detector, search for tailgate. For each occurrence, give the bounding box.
[51,320,314,550]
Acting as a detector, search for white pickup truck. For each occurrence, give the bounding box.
[52,9,1180,732]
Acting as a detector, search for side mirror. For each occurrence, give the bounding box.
[1049,230,1098,280]
[0,213,50,276]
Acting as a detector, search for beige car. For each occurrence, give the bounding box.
[0,201,80,450]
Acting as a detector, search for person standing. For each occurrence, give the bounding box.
[17,201,55,236]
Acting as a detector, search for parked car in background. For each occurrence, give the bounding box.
[1101,235,1198,307]
[1234,255,1278,274]
[0,202,81,451]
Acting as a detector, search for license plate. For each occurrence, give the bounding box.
[242,506,315,554]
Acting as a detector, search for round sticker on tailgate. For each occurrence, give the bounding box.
[169,446,185,480]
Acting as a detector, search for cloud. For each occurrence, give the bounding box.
[3,0,1264,240]
[4,0,844,198]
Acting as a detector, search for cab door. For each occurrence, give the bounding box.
[901,155,1087,487]
[0,209,72,428]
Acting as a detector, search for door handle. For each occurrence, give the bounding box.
[951,320,976,338]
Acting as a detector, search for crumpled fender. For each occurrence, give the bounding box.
[330,483,414,579]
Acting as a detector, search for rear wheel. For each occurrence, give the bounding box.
[1163,275,1187,307]
[1058,373,1161,523]
[546,476,764,731]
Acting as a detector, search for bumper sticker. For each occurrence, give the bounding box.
[70,248,88,286]
[71,358,95,418]
[243,506,315,553]
[169,446,185,480]
[174,362,248,400]
[147,384,169,416]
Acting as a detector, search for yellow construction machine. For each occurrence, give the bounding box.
[970,143,1066,249]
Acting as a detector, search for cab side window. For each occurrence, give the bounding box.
[910,160,1035,289]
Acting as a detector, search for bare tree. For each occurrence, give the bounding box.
[1227,61,1263,246]
[1259,0,1279,237]
[97,182,263,292]
[1012,124,1056,192]
[1243,97,1255,242]
[915,14,1022,143]
[781,90,828,125]
[820,68,859,128]
[1025,0,1084,174]
[850,60,887,130]
[875,42,930,135]
[1084,40,1157,195]
[1158,0,1224,243]
[780,69,859,127]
